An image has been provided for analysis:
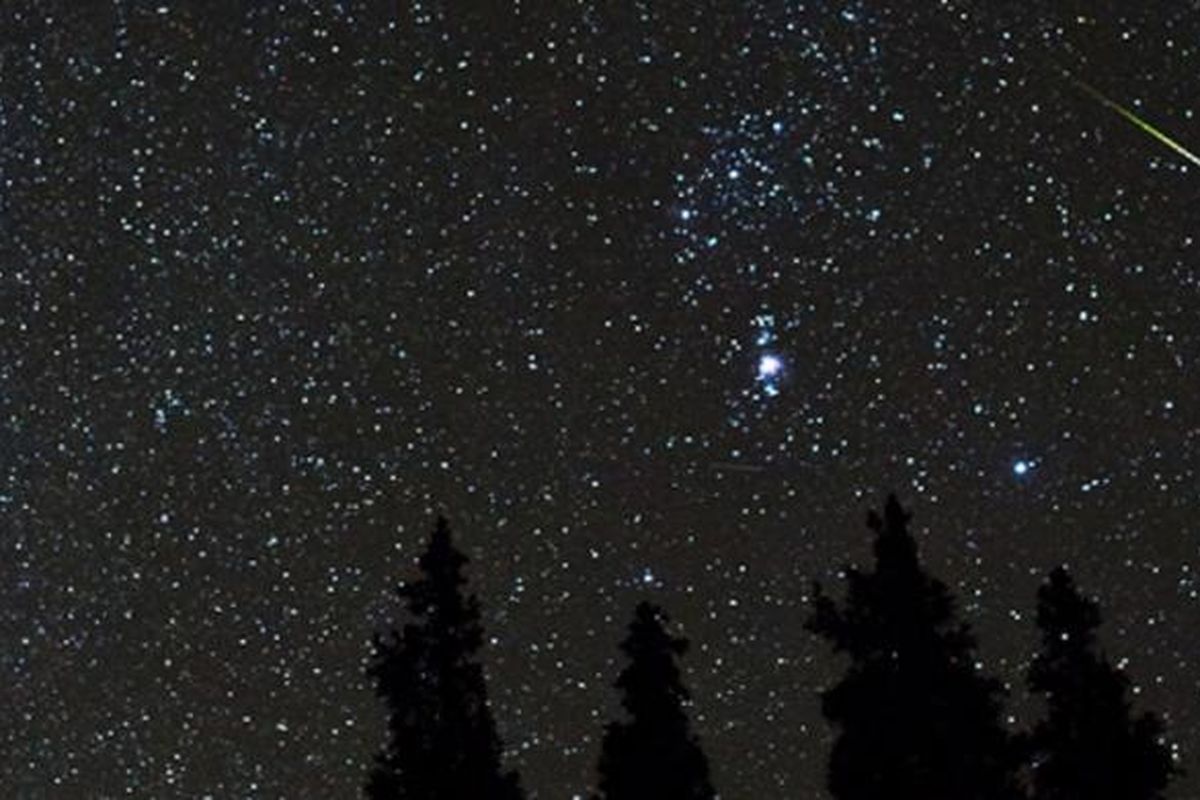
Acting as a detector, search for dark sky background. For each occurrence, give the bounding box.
[2,1,1197,796]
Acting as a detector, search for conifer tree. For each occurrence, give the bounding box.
[593,602,716,800]
[807,495,1023,800]
[366,516,523,800]
[1025,566,1178,800]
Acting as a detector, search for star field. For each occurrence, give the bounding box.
[1,1,1198,796]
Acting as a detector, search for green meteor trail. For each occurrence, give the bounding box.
[1068,74,1200,168]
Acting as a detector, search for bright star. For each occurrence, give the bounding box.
[1013,459,1031,476]
[758,354,783,378]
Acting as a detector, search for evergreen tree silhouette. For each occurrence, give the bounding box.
[593,602,716,800]
[1025,566,1178,800]
[366,516,523,800]
[807,494,1023,800]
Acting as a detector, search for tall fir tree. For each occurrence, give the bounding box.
[366,516,523,800]
[807,495,1023,800]
[593,602,716,800]
[1025,566,1178,800]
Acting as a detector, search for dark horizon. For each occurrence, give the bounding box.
[365,501,1178,799]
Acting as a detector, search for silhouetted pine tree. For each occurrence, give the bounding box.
[1025,566,1178,800]
[366,516,523,800]
[593,602,716,800]
[807,494,1023,800]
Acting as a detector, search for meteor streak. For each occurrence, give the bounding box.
[1067,73,1200,168]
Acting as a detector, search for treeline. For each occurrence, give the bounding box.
[364,497,1180,799]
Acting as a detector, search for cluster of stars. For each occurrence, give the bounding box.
[0,2,1196,797]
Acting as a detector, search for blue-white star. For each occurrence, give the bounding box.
[758,353,783,379]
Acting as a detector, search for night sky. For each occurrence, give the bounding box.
[2,2,1197,796]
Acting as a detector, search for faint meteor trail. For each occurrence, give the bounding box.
[1067,72,1200,168]
[708,461,768,474]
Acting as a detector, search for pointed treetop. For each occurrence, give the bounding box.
[595,601,715,800]
[421,515,464,571]
[1026,566,1179,800]
[623,602,688,660]
[367,514,523,800]
[1036,565,1101,651]
[867,493,911,532]
[868,492,920,573]
[614,602,693,718]
[402,515,470,616]
[809,494,954,658]
[807,494,1023,800]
